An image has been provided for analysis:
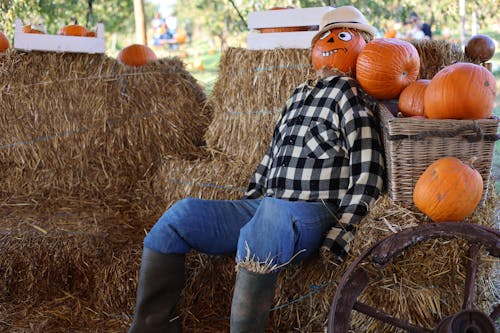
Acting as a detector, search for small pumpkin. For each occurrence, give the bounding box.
[118,44,157,67]
[60,24,88,36]
[424,62,496,119]
[398,79,430,117]
[174,29,187,44]
[85,31,97,37]
[356,38,420,100]
[0,31,9,52]
[465,34,496,63]
[312,28,366,76]
[22,25,45,34]
[413,156,483,222]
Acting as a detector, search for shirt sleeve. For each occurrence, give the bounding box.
[321,80,385,257]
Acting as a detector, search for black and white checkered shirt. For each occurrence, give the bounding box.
[244,75,385,256]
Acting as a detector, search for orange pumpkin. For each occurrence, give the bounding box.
[22,25,45,34]
[85,31,97,37]
[60,24,88,36]
[413,156,483,222]
[424,62,496,119]
[118,44,157,67]
[398,79,430,117]
[356,38,420,100]
[174,29,187,44]
[0,31,9,52]
[312,28,366,76]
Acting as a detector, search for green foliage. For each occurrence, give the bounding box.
[0,0,135,38]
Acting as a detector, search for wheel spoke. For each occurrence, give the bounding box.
[462,243,480,310]
[353,301,431,333]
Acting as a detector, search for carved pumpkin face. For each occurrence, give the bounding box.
[312,28,366,76]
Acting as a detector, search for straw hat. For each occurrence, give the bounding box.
[311,6,377,46]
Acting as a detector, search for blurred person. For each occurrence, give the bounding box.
[407,11,432,40]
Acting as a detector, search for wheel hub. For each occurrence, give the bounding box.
[435,310,495,333]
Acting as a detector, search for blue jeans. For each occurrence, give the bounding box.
[144,197,336,268]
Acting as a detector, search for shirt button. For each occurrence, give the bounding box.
[289,138,294,144]
[282,162,287,166]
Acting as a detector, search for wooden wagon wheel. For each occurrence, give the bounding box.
[328,222,500,333]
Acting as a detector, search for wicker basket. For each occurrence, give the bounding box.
[379,101,499,206]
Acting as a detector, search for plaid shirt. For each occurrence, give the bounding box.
[244,75,385,257]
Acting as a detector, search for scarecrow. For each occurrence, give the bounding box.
[128,5,385,333]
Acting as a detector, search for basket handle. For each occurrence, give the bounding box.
[385,121,499,142]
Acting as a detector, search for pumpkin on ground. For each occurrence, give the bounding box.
[60,24,88,36]
[174,29,187,44]
[424,62,496,119]
[398,79,430,117]
[311,28,366,76]
[356,38,420,100]
[118,44,157,67]
[465,34,496,63]
[413,156,483,222]
[0,31,9,52]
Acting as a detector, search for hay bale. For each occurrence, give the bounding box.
[205,47,313,166]
[409,39,480,79]
[130,152,253,221]
[0,49,211,207]
[348,190,499,332]
[175,189,498,332]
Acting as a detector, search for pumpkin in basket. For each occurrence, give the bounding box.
[22,24,45,34]
[398,79,430,117]
[413,156,483,222]
[356,38,420,100]
[424,62,496,119]
[118,44,157,67]
[60,24,88,36]
[0,31,9,52]
[312,28,366,75]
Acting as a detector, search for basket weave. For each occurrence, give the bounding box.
[379,101,499,206]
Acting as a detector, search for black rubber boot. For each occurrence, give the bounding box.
[230,267,278,333]
[128,248,185,333]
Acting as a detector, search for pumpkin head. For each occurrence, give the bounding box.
[413,157,483,222]
[398,79,430,117]
[60,24,88,36]
[312,28,366,76]
[118,44,157,67]
[424,62,496,119]
[356,38,420,100]
[0,31,9,52]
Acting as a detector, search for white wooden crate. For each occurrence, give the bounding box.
[14,19,106,54]
[247,6,332,50]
